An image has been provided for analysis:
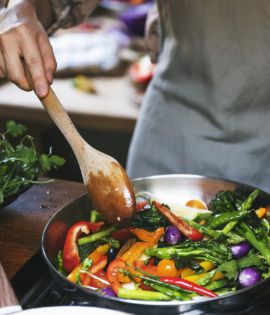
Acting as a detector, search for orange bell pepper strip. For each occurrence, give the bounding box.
[67,244,110,282]
[130,227,164,243]
[118,241,153,283]
[121,241,153,265]
[117,238,137,258]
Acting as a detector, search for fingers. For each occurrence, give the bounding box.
[0,51,7,78]
[0,34,31,91]
[0,2,57,97]
[0,24,55,98]
[19,26,50,98]
[38,32,57,85]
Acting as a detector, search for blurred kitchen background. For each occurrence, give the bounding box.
[0,0,156,182]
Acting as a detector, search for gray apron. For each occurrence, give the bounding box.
[127,0,270,192]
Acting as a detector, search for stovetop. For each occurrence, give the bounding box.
[11,252,270,315]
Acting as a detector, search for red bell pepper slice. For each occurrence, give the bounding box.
[106,258,127,294]
[111,228,133,244]
[63,221,90,273]
[160,276,217,298]
[153,201,203,241]
[136,200,148,212]
[89,221,105,233]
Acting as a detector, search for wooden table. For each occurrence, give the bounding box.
[0,179,86,280]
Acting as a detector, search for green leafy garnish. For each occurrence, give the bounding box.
[0,121,65,206]
[217,260,239,281]
[132,202,169,231]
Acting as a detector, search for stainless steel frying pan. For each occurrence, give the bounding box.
[41,174,270,315]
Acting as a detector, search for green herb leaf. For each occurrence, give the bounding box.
[6,121,27,137]
[217,260,239,280]
[82,258,93,271]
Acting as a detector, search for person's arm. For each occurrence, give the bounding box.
[0,0,99,98]
[7,0,55,29]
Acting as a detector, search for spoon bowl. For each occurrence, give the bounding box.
[38,87,135,226]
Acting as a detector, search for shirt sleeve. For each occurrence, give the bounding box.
[47,0,99,36]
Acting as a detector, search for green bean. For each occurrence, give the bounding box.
[208,210,252,229]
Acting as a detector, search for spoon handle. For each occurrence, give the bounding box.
[39,87,91,182]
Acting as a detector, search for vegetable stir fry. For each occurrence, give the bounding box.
[57,189,270,301]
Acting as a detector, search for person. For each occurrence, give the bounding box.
[1,1,270,192]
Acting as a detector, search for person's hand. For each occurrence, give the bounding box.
[0,1,56,98]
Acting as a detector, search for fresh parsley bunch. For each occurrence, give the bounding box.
[0,121,65,206]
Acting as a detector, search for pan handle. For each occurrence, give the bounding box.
[0,262,22,314]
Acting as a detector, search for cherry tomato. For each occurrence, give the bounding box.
[157,259,179,278]
[185,199,207,209]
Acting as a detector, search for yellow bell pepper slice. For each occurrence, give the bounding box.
[199,261,215,272]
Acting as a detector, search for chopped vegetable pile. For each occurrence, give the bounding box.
[0,121,65,206]
[57,188,270,301]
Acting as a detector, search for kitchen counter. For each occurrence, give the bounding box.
[0,76,139,132]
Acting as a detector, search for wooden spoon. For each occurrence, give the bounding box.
[38,87,136,226]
